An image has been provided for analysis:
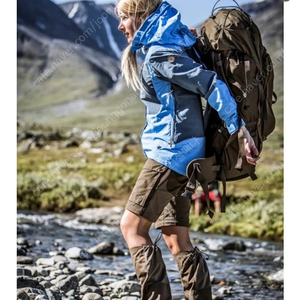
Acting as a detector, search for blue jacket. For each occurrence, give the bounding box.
[131,1,242,176]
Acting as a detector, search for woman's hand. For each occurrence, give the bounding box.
[189,27,198,38]
[241,126,260,165]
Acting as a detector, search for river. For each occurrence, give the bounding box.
[17,211,283,300]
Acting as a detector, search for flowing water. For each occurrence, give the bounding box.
[17,211,283,299]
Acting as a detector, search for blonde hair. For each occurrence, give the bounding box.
[116,0,162,91]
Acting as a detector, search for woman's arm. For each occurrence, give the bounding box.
[149,49,241,134]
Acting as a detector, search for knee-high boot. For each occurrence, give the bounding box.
[173,247,212,300]
[129,245,172,300]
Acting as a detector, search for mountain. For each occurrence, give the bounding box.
[17,0,283,136]
[59,1,126,60]
[241,0,283,55]
[17,0,125,121]
[17,0,99,50]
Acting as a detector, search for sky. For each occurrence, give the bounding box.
[51,0,256,27]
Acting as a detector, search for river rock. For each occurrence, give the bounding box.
[52,255,68,263]
[36,257,55,266]
[74,271,90,282]
[50,269,64,278]
[75,207,124,226]
[214,286,233,298]
[99,278,118,286]
[17,238,30,246]
[46,287,63,300]
[82,293,104,300]
[79,274,98,287]
[40,280,52,289]
[109,280,140,294]
[66,289,76,297]
[112,247,125,256]
[95,270,125,277]
[17,268,32,277]
[221,240,247,252]
[51,274,67,285]
[17,247,27,256]
[88,242,114,255]
[49,250,65,257]
[124,272,136,281]
[267,269,283,282]
[55,274,79,293]
[80,284,103,295]
[17,276,45,290]
[19,287,48,299]
[76,266,95,274]
[65,247,94,260]
[17,256,33,264]
[17,289,30,300]
[62,140,79,148]
[55,260,69,270]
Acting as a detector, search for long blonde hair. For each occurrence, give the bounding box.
[116,0,162,91]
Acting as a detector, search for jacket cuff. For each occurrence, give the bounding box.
[226,118,245,135]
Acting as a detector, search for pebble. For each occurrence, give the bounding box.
[16,240,144,300]
[65,247,94,260]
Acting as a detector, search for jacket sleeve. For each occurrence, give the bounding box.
[148,49,244,134]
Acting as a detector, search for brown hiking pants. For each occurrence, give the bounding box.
[129,245,212,300]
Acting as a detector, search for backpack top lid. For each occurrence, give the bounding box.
[200,6,264,67]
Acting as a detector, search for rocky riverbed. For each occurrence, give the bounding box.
[17,207,283,300]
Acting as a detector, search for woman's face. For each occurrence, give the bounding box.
[118,12,136,44]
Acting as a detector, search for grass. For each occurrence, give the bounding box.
[17,140,146,213]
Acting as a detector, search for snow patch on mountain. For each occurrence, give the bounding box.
[103,18,122,59]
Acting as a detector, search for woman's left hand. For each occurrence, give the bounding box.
[241,126,260,165]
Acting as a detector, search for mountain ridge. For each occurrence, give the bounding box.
[17,0,123,119]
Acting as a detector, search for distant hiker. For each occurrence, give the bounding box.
[192,181,221,216]
[115,0,259,299]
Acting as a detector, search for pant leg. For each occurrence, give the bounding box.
[129,245,172,300]
[173,247,212,300]
[155,195,191,229]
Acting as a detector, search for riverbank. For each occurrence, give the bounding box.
[16,209,283,300]
[17,122,283,241]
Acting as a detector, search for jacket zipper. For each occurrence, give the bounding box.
[170,88,175,147]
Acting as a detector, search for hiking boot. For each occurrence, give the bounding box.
[173,247,212,300]
[129,244,172,300]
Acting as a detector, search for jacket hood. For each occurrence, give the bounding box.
[131,1,196,52]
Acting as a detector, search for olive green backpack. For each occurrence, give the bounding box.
[184,0,277,218]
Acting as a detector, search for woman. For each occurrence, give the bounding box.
[116,1,259,299]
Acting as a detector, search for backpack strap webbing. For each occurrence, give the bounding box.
[183,163,215,219]
[193,163,215,218]
[220,167,227,213]
[213,52,235,96]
